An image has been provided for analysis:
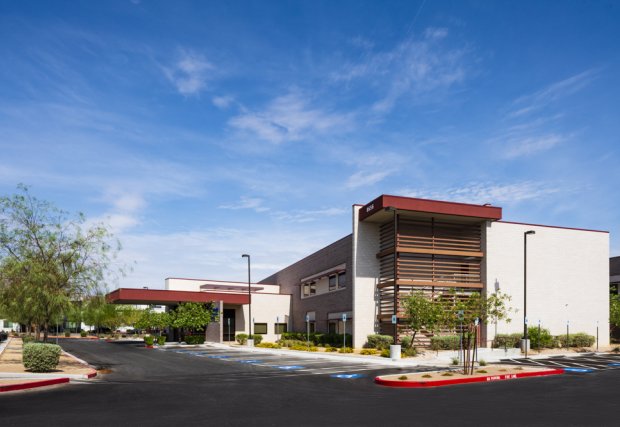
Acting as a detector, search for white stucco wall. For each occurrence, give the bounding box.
[485,221,609,346]
[352,205,381,348]
[235,293,291,343]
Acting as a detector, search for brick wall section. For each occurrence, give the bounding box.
[260,234,353,333]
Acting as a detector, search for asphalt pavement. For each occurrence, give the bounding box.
[1,339,619,426]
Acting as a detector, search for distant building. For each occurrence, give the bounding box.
[107,194,610,347]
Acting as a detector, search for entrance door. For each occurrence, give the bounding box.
[223,309,236,341]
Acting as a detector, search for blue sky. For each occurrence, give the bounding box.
[1,0,618,289]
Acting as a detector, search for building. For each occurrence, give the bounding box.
[107,194,610,347]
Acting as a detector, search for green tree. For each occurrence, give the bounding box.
[135,308,171,336]
[401,291,443,349]
[0,185,119,340]
[611,294,620,331]
[171,302,218,341]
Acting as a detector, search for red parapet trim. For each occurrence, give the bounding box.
[359,195,502,222]
[106,288,250,305]
[374,368,564,388]
[0,377,70,393]
[498,221,609,234]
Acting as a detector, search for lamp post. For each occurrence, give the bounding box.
[523,230,535,356]
[241,254,252,339]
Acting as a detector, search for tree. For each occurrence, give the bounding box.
[611,294,620,333]
[0,185,119,340]
[171,302,218,341]
[442,289,513,374]
[401,291,443,349]
[135,308,171,336]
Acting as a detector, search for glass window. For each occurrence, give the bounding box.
[328,321,337,334]
[329,275,337,291]
[5,321,13,329]
[303,283,310,297]
[254,323,268,334]
[338,272,346,288]
[309,322,316,333]
[309,282,316,295]
[275,323,287,334]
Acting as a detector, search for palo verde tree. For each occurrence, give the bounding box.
[0,185,120,340]
[442,289,513,375]
[401,290,443,350]
[171,302,218,341]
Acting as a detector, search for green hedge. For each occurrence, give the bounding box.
[80,331,87,337]
[236,333,248,345]
[249,334,263,345]
[528,327,555,349]
[23,343,62,372]
[157,335,166,346]
[365,334,393,350]
[22,335,36,346]
[144,335,154,346]
[184,335,205,345]
[430,335,460,351]
[280,332,352,347]
[557,333,595,348]
[492,333,522,348]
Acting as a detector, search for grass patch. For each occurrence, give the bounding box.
[476,370,488,374]
[398,375,408,381]
[422,374,432,378]
[441,372,454,377]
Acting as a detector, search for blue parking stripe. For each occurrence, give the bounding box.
[331,373,366,379]
[238,360,262,364]
[208,355,231,359]
[276,365,304,370]
[608,363,620,367]
[563,368,594,373]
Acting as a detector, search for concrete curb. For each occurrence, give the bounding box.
[375,368,564,388]
[0,369,97,380]
[0,337,12,357]
[61,350,98,378]
[0,377,70,393]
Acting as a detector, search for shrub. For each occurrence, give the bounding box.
[380,349,390,358]
[80,331,87,338]
[492,333,522,348]
[365,334,393,350]
[400,336,412,349]
[22,335,36,346]
[430,335,460,351]
[249,334,263,345]
[184,335,205,345]
[338,347,353,353]
[256,342,281,349]
[278,339,310,348]
[290,345,318,352]
[325,346,338,352]
[360,348,377,355]
[398,375,408,380]
[557,333,595,348]
[280,332,352,347]
[22,343,61,372]
[479,359,487,366]
[64,331,71,338]
[157,336,166,346]
[451,357,459,365]
[144,336,154,346]
[403,347,417,357]
[528,327,555,349]
[236,333,248,345]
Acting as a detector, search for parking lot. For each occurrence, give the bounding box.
[164,345,425,380]
[500,352,620,373]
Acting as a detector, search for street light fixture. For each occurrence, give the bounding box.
[241,254,252,338]
[523,230,535,356]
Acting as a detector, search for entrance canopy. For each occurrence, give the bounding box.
[106,288,250,305]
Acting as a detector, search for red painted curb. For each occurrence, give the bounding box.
[86,369,98,378]
[375,369,564,388]
[0,377,70,393]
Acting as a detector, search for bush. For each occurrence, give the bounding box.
[479,359,487,366]
[528,327,555,349]
[451,357,459,365]
[492,333,522,348]
[403,347,417,357]
[430,335,460,351]
[80,331,87,338]
[256,342,281,349]
[290,345,318,352]
[280,332,352,347]
[380,349,390,358]
[365,334,393,350]
[22,343,61,372]
[184,335,205,345]
[157,335,166,346]
[64,331,71,338]
[325,346,338,352]
[144,336,154,346]
[360,348,377,355]
[22,335,36,346]
[400,336,412,349]
[338,347,353,353]
[236,333,248,345]
[557,333,595,348]
[278,339,311,348]
[249,334,263,345]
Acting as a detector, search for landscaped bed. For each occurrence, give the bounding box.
[375,365,564,388]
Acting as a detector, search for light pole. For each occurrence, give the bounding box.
[523,230,535,356]
[242,254,252,338]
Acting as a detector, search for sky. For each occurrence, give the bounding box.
[0,0,619,290]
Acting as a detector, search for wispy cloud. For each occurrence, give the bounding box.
[501,134,565,159]
[163,49,213,96]
[219,196,269,212]
[272,207,348,223]
[212,95,235,109]
[508,69,598,118]
[228,91,353,144]
[399,181,563,205]
[331,27,469,113]
[346,170,391,189]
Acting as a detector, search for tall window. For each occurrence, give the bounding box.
[329,275,337,291]
[338,272,346,289]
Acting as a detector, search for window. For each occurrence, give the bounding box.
[309,282,316,295]
[5,321,13,329]
[303,283,310,297]
[338,272,346,289]
[329,275,337,291]
[328,321,337,334]
[254,323,268,334]
[308,322,316,333]
[275,323,287,334]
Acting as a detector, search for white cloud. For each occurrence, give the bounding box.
[509,69,598,118]
[163,50,213,96]
[399,181,562,205]
[502,134,565,159]
[272,207,348,223]
[345,170,391,189]
[228,91,353,144]
[212,95,234,109]
[219,196,269,213]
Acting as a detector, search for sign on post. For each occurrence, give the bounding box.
[391,315,397,324]
[342,313,347,348]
